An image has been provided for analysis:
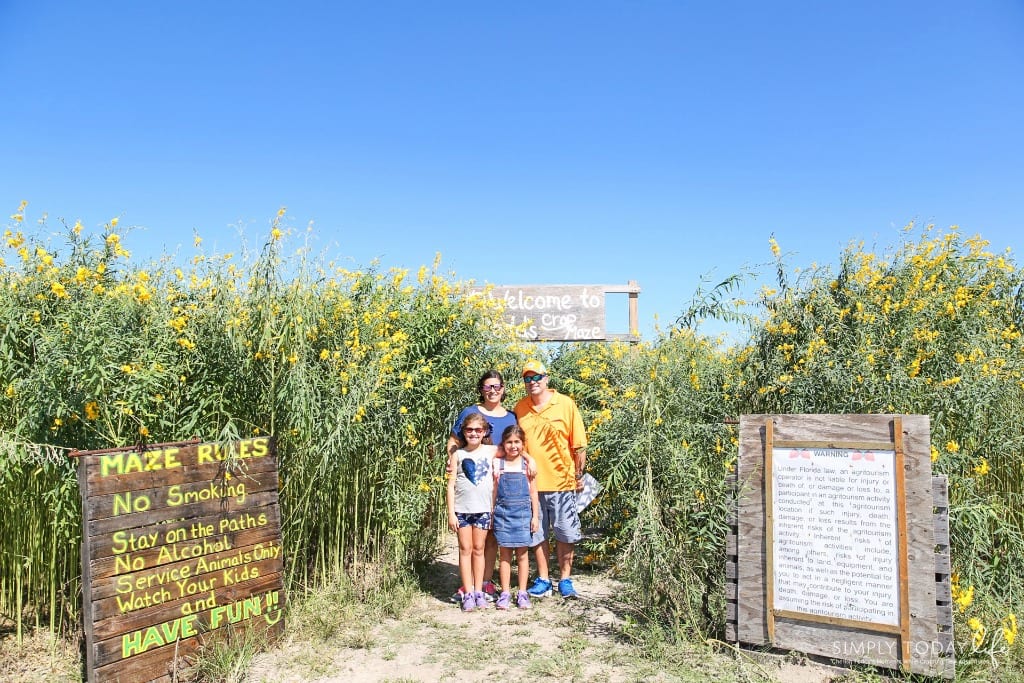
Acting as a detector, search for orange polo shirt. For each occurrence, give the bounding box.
[513,390,587,492]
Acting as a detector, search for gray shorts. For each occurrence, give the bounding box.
[530,491,582,546]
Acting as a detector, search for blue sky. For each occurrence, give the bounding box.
[2,2,1022,340]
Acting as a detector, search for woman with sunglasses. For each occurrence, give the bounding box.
[445,370,519,602]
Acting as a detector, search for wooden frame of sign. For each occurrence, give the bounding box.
[73,437,286,683]
[725,414,954,678]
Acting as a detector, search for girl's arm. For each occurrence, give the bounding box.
[523,451,538,479]
[527,468,541,534]
[446,451,459,533]
[490,457,500,529]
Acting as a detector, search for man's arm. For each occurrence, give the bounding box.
[573,447,587,491]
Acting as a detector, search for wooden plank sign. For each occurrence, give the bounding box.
[472,284,608,341]
[733,415,954,678]
[73,437,286,683]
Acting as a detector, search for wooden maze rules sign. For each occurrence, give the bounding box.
[74,437,286,683]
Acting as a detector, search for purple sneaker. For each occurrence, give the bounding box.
[495,591,512,610]
[517,591,532,609]
[475,591,489,609]
[462,591,475,612]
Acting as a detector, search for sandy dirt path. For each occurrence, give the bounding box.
[245,535,843,683]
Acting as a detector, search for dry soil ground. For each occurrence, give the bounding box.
[245,535,845,683]
[0,536,848,682]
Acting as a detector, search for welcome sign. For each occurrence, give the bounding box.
[469,282,640,342]
[74,437,285,683]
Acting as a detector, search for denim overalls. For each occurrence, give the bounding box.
[492,458,532,547]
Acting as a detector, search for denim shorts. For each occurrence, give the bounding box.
[530,491,582,546]
[456,511,492,530]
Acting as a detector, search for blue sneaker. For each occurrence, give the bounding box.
[558,578,578,599]
[527,577,552,597]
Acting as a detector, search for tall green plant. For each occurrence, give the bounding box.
[553,330,736,637]
[0,207,523,634]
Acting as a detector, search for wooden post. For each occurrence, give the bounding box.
[765,419,776,643]
[628,279,639,342]
[894,417,912,667]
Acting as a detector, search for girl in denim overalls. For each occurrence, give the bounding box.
[491,425,540,609]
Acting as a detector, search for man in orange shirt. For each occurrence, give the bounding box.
[513,360,587,599]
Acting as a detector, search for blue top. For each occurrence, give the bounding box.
[452,405,518,444]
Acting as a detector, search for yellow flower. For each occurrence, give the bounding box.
[769,236,780,257]
[955,584,974,612]
[974,458,990,476]
[84,401,99,420]
[110,217,120,227]
[271,227,283,240]
[139,425,149,437]
[418,482,430,493]
[134,283,152,304]
[399,406,408,414]
[319,348,330,360]
[946,440,959,453]
[50,282,68,298]
[930,445,939,463]
[969,618,986,648]
[1003,614,1018,646]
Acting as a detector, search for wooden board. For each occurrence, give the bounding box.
[75,437,286,683]
[736,414,953,678]
[468,284,609,341]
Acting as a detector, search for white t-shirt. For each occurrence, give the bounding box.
[454,445,497,514]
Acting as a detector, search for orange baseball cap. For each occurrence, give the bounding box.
[522,360,547,376]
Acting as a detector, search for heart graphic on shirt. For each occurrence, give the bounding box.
[462,458,485,485]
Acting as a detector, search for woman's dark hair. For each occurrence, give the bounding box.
[476,369,506,402]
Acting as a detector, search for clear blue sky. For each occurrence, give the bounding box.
[3,2,1022,340]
